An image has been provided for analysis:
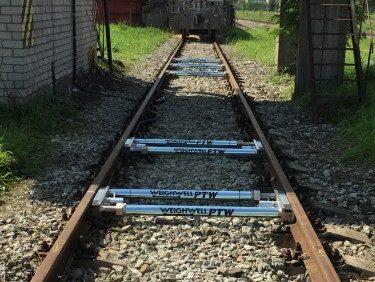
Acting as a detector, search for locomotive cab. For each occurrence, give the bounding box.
[168,0,234,38]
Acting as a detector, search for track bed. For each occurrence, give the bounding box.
[65,42,289,281]
[31,38,341,282]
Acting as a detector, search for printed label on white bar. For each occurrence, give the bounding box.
[160,207,235,216]
[123,204,280,217]
[170,147,255,155]
[174,147,225,155]
[151,190,219,198]
[110,188,255,200]
[135,138,240,147]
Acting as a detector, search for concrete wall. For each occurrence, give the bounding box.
[0,0,96,103]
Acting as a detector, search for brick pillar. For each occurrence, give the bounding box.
[0,2,27,102]
[0,0,96,103]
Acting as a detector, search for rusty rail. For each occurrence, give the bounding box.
[31,39,184,282]
[213,42,340,282]
[32,39,339,282]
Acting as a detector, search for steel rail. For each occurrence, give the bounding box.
[31,39,184,282]
[213,42,340,282]
[32,39,340,281]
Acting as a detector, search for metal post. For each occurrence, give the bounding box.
[350,0,367,103]
[103,0,113,74]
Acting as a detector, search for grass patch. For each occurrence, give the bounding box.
[224,26,295,100]
[0,95,80,194]
[337,62,375,163]
[0,143,15,194]
[224,26,277,66]
[110,23,171,68]
[339,88,375,163]
[235,10,277,24]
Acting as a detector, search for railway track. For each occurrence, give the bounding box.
[31,39,340,281]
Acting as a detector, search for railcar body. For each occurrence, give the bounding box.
[168,0,234,37]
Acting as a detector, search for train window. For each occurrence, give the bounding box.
[222,6,226,12]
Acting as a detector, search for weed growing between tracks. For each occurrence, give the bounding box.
[110,23,171,68]
[0,95,80,195]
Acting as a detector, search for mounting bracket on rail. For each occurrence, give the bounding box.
[91,186,293,222]
[275,190,294,222]
[124,137,263,158]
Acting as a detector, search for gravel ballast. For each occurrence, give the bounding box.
[64,41,306,282]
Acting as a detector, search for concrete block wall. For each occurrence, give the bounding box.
[0,0,96,102]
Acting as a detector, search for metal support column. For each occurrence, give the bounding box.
[103,0,113,74]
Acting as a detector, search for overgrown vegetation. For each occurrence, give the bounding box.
[339,87,375,163]
[313,36,375,163]
[0,95,80,194]
[337,48,375,163]
[225,24,375,164]
[110,23,171,68]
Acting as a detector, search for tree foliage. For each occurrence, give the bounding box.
[278,0,299,36]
